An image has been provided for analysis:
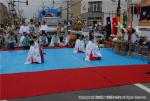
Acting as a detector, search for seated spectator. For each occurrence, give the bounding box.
[63,34,70,46]
[39,31,48,46]
[7,32,15,49]
[138,36,146,45]
[145,40,150,47]
[21,32,30,49]
[49,33,60,47]
[0,30,4,48]
[131,29,140,44]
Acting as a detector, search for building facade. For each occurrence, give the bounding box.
[0,3,8,25]
[81,0,128,26]
[69,0,81,18]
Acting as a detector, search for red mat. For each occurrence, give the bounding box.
[0,65,150,100]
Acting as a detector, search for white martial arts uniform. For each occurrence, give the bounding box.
[25,43,42,64]
[63,36,69,45]
[85,41,102,61]
[19,25,30,34]
[74,39,85,53]
[39,25,48,32]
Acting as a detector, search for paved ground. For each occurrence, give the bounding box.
[8,83,150,101]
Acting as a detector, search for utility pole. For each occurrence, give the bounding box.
[117,0,121,35]
[52,0,55,8]
[9,0,28,25]
[66,0,69,33]
[117,0,121,17]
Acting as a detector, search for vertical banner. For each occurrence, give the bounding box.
[119,16,123,33]
[106,17,112,39]
[112,17,117,35]
[123,15,127,28]
[117,16,121,34]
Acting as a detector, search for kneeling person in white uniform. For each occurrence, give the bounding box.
[25,40,44,64]
[74,35,85,53]
[85,35,102,61]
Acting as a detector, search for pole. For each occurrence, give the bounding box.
[117,0,121,17]
[66,0,69,33]
[12,0,15,25]
[52,0,55,8]
[117,0,121,35]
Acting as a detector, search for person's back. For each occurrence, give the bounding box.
[22,36,30,48]
[7,32,15,49]
[39,35,48,46]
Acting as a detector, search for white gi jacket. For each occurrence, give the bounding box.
[85,41,102,60]
[25,43,42,64]
[74,39,85,53]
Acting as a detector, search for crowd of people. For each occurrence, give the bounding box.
[0,19,64,49]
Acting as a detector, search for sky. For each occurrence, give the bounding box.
[0,0,66,18]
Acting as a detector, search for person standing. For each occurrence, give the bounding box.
[19,23,30,34]
[56,23,61,35]
[28,19,35,35]
[39,21,48,32]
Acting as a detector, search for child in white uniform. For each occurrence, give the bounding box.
[85,35,102,61]
[74,35,85,53]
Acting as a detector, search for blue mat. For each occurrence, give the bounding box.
[0,48,148,74]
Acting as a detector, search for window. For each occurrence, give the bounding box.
[88,1,102,12]
[111,0,116,2]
